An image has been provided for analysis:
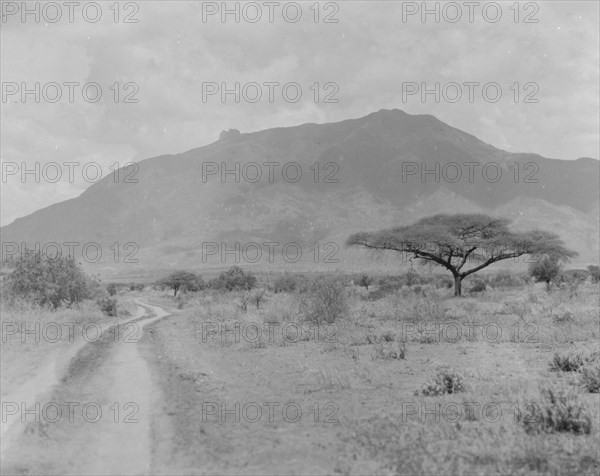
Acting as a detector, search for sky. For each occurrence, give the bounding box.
[1,0,599,226]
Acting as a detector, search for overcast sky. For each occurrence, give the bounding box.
[1,0,599,226]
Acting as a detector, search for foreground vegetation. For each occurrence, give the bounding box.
[134,268,598,475]
[2,252,599,474]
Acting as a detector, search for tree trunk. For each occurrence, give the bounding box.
[454,275,462,296]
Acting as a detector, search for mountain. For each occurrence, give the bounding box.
[2,109,598,276]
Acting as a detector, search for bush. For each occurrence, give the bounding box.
[273,273,301,293]
[520,386,591,435]
[549,350,599,372]
[364,275,404,300]
[372,342,406,360]
[356,273,374,290]
[468,278,487,294]
[107,283,117,296]
[298,276,348,324]
[434,275,454,289]
[489,270,524,289]
[97,297,118,317]
[210,266,257,292]
[129,282,145,292]
[529,255,561,290]
[419,368,464,396]
[587,265,600,283]
[5,253,98,309]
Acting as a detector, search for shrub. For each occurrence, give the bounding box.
[97,297,118,317]
[551,310,574,324]
[5,253,98,309]
[364,275,404,300]
[298,276,348,324]
[107,283,117,296]
[468,278,487,294]
[520,386,592,435]
[549,350,599,372]
[356,273,374,290]
[587,265,600,283]
[419,368,464,396]
[250,288,267,309]
[489,270,524,289]
[529,255,561,291]
[372,342,405,360]
[210,266,257,292]
[129,282,145,292]
[273,273,300,293]
[434,275,454,289]
[580,362,600,393]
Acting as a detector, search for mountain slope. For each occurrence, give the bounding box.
[2,109,598,273]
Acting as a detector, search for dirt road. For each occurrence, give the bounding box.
[1,301,171,475]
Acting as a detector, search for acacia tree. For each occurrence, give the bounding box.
[347,214,577,296]
[159,271,204,296]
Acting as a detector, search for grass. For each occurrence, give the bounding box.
[519,386,593,435]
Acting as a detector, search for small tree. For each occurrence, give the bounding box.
[347,214,577,296]
[159,271,204,296]
[529,256,562,291]
[210,266,257,291]
[6,252,98,308]
[356,274,374,290]
[298,276,348,324]
[107,283,117,296]
[587,265,600,284]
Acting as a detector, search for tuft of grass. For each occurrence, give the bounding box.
[418,368,464,396]
[580,362,600,393]
[372,342,406,361]
[520,386,592,435]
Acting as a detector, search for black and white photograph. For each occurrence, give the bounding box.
[1,1,599,474]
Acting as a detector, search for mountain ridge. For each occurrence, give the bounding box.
[2,109,598,273]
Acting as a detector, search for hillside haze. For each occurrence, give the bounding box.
[2,109,599,275]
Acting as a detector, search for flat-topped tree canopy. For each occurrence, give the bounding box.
[346,213,577,296]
